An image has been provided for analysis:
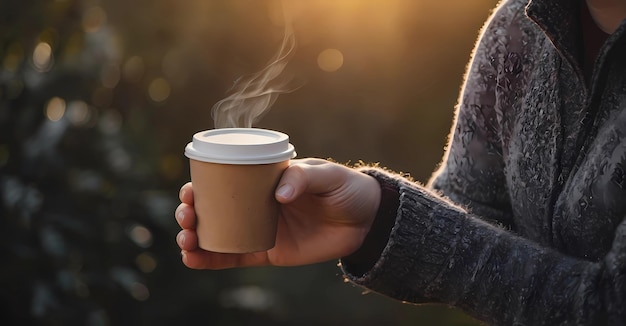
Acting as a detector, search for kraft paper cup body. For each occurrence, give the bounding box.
[184,128,295,253]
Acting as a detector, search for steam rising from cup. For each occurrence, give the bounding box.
[211,18,296,129]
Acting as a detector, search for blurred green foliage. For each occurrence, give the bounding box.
[1,0,496,325]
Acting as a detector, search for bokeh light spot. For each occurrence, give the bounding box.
[317,48,344,72]
[123,56,144,82]
[45,97,66,121]
[128,224,153,248]
[135,252,157,273]
[129,282,150,301]
[148,78,171,102]
[83,6,107,33]
[33,42,53,72]
[67,101,92,126]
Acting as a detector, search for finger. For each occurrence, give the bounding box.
[181,250,270,270]
[179,182,194,204]
[175,203,197,229]
[176,229,198,250]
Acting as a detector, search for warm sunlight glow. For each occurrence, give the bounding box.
[279,0,408,44]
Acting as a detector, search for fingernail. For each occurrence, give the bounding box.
[276,184,294,199]
[177,233,186,247]
[176,210,184,224]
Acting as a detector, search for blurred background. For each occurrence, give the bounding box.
[0,0,498,325]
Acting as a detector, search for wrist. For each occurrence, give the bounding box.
[342,182,399,276]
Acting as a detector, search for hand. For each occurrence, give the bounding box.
[175,158,381,269]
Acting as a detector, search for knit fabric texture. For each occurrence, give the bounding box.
[340,0,626,324]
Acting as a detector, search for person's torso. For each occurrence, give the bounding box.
[496,0,626,260]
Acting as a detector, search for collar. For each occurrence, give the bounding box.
[525,0,626,72]
[525,0,583,71]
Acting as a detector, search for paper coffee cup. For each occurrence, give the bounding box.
[184,128,295,253]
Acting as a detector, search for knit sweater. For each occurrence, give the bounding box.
[340,0,626,325]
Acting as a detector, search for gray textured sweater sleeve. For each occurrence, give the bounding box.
[342,168,626,325]
[341,1,626,325]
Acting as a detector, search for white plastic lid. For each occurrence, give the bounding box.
[184,128,296,164]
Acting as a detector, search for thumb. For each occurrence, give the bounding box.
[275,159,344,203]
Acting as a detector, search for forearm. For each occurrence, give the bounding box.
[341,168,624,325]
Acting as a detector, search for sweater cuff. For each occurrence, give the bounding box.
[341,180,399,276]
[340,167,466,304]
